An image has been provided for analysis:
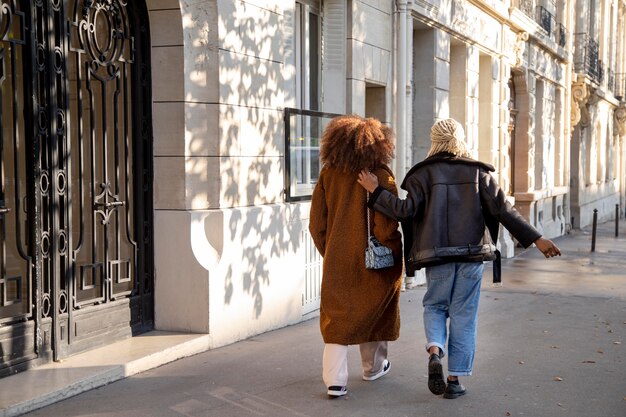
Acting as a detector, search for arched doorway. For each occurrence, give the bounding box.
[0,0,153,376]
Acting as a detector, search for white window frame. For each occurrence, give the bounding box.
[286,1,325,201]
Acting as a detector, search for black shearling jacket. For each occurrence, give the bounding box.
[368,153,541,280]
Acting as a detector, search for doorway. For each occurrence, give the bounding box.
[0,0,154,376]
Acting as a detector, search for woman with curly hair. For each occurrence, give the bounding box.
[309,114,403,398]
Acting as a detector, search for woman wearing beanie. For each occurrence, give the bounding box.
[357,118,561,399]
[309,115,403,398]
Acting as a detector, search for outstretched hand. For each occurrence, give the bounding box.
[357,170,379,193]
[534,237,561,258]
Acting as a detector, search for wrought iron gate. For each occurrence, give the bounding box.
[0,0,153,375]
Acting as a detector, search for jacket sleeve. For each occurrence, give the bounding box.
[478,170,541,248]
[371,168,403,259]
[368,174,422,222]
[309,175,328,256]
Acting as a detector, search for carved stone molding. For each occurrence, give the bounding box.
[512,72,527,89]
[615,103,626,137]
[571,75,590,129]
[513,32,529,68]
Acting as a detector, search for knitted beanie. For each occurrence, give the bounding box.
[427,118,471,158]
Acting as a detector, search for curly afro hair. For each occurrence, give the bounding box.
[319,114,395,172]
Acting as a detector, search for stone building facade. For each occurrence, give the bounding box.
[568,0,626,227]
[147,0,626,351]
[148,0,400,348]
[0,0,624,376]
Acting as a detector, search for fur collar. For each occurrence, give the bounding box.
[400,152,495,189]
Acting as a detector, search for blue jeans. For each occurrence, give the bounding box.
[423,262,484,376]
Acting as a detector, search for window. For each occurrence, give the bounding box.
[284,108,343,201]
[284,1,330,201]
[295,1,321,111]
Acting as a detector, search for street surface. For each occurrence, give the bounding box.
[25,222,626,417]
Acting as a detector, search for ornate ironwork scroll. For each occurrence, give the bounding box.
[0,0,153,368]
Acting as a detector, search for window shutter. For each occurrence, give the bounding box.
[283,5,296,108]
[321,0,346,113]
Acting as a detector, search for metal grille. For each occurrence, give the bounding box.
[1,0,154,371]
[614,73,626,101]
[538,6,555,37]
[607,68,615,97]
[558,23,567,47]
[513,0,535,18]
[0,1,33,326]
[302,226,321,315]
[574,33,603,84]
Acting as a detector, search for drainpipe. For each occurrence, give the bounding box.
[396,0,408,180]
[563,0,573,231]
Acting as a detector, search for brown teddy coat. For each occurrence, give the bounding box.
[309,165,403,345]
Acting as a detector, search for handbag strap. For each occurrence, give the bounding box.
[366,191,371,240]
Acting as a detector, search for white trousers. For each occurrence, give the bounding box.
[322,341,388,387]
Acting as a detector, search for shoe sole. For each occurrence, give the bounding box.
[362,360,390,381]
[428,359,446,395]
[443,389,466,399]
[327,390,347,398]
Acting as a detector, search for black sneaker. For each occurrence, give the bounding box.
[327,385,347,398]
[427,353,446,395]
[443,380,466,399]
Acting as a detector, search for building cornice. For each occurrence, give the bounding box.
[410,1,569,64]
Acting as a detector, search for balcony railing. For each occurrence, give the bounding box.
[607,68,615,96]
[513,0,535,18]
[558,23,567,47]
[539,6,555,37]
[574,33,603,84]
[614,73,626,101]
[598,60,605,84]
[514,1,567,48]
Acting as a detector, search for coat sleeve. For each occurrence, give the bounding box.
[368,174,422,222]
[478,170,541,248]
[309,175,328,256]
[371,168,403,259]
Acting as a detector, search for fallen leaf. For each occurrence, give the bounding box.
[608,329,614,333]
[551,345,560,349]
[597,349,604,354]
[548,311,552,314]
[582,360,596,363]
[553,376,563,381]
[557,403,563,407]
[543,330,549,333]
[614,341,622,345]
[505,412,511,416]
[518,361,525,365]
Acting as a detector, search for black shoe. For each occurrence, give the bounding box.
[327,385,347,398]
[443,380,466,399]
[427,353,446,395]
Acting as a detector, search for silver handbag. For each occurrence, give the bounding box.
[365,192,394,270]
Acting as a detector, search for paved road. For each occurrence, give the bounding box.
[25,223,626,417]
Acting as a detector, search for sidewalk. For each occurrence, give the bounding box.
[3,221,626,417]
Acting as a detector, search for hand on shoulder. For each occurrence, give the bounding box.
[357,170,379,193]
